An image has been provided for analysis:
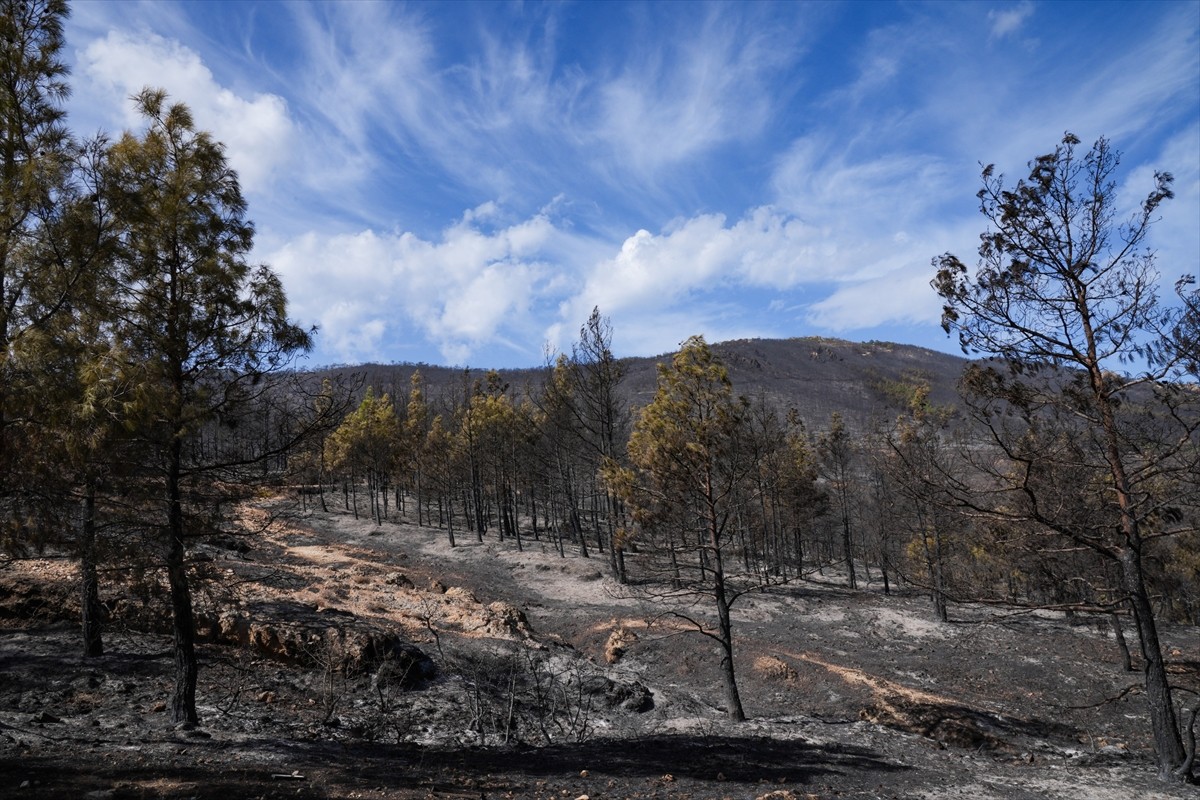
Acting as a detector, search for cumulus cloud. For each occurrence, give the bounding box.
[267,205,582,365]
[555,199,951,358]
[275,193,942,366]
[76,30,294,193]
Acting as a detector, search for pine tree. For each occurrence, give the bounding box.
[328,387,400,524]
[817,412,858,589]
[0,0,74,551]
[103,89,312,724]
[934,133,1199,782]
[606,336,756,721]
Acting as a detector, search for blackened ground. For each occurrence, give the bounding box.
[1,497,1196,799]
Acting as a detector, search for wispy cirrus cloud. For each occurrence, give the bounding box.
[282,2,811,224]
[60,1,1199,368]
[987,2,1035,40]
[591,5,800,175]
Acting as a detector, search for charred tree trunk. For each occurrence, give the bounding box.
[708,503,745,722]
[1111,608,1133,672]
[166,438,199,725]
[607,492,627,584]
[1120,546,1187,779]
[80,483,103,658]
[839,488,856,590]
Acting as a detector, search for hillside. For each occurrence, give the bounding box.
[313,337,969,428]
[1,495,1196,799]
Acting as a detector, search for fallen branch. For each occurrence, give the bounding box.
[1053,683,1141,711]
[271,771,306,781]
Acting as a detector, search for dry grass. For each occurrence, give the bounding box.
[753,655,799,685]
[604,626,638,664]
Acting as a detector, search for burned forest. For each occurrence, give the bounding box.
[2,2,1198,799]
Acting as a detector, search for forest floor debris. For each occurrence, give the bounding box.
[1,496,1196,799]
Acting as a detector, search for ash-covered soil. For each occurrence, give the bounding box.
[1,496,1196,799]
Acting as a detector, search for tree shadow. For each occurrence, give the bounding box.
[255,731,906,789]
[0,732,909,799]
[867,698,1083,751]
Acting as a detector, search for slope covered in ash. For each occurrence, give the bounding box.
[1,496,1196,799]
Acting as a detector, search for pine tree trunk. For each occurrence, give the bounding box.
[416,472,423,527]
[166,439,199,725]
[841,497,856,590]
[709,513,745,722]
[1121,547,1187,779]
[1111,609,1133,672]
[606,491,627,584]
[80,484,103,658]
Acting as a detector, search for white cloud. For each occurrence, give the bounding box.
[1119,123,1200,299]
[555,196,952,357]
[76,30,294,193]
[988,2,1034,40]
[290,2,432,152]
[268,205,583,365]
[319,302,387,364]
[938,4,1199,175]
[59,1,1198,369]
[557,207,827,337]
[806,264,944,332]
[592,9,789,173]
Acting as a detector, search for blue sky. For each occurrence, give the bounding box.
[62,1,1199,369]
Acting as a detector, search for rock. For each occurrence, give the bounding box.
[445,586,477,603]
[32,711,61,724]
[151,701,167,713]
[753,655,799,685]
[71,674,102,691]
[1067,745,1130,766]
[370,642,437,693]
[199,608,432,676]
[384,572,414,589]
[208,534,251,554]
[482,601,531,637]
[579,676,653,713]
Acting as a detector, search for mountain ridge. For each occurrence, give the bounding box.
[311,335,970,429]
